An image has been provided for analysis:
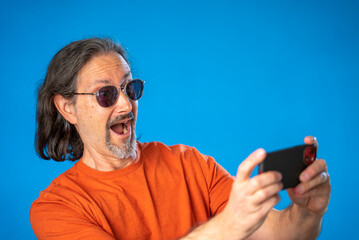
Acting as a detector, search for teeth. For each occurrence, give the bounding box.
[123,123,128,134]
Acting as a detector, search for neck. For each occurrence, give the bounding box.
[81,148,137,171]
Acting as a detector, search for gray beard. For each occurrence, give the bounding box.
[105,118,137,160]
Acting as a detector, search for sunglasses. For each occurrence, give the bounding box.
[74,79,145,108]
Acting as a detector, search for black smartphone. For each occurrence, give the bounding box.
[258,144,317,189]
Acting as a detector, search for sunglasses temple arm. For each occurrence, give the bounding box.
[74,93,97,95]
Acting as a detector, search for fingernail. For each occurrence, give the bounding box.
[257,148,266,155]
[300,172,310,182]
[277,172,283,181]
[255,149,266,159]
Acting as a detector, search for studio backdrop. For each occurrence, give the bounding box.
[0,0,358,239]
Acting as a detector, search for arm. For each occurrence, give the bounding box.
[181,149,283,240]
[181,136,330,240]
[30,201,115,240]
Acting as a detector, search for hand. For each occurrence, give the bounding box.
[287,136,331,216]
[219,149,283,240]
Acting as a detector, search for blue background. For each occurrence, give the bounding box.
[1,0,358,239]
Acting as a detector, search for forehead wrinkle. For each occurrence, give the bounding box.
[77,53,131,89]
[93,79,112,85]
[86,62,125,78]
[91,69,131,84]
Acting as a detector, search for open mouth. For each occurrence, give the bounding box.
[110,119,132,136]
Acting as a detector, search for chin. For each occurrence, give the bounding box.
[106,132,137,159]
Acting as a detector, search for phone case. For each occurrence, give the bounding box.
[259,144,316,189]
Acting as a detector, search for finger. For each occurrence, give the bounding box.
[236,149,266,181]
[248,171,282,194]
[299,159,327,182]
[294,171,329,195]
[304,136,318,149]
[293,177,331,199]
[252,182,283,205]
[257,194,281,218]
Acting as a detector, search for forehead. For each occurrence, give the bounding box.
[77,52,130,87]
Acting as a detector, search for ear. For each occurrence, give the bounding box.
[53,95,77,125]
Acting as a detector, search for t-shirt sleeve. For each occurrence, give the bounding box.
[30,198,115,240]
[192,148,234,216]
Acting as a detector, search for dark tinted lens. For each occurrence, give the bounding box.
[126,80,144,100]
[96,86,118,107]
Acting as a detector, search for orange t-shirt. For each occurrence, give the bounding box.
[30,142,234,240]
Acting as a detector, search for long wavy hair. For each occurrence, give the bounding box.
[35,37,128,161]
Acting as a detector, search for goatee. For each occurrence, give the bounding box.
[105,112,137,159]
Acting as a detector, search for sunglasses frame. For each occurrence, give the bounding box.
[74,79,145,107]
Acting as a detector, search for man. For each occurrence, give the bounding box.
[30,37,330,240]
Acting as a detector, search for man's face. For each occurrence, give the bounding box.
[72,52,138,161]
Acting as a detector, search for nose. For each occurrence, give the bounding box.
[113,89,132,113]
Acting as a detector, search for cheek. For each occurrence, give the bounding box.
[75,101,106,134]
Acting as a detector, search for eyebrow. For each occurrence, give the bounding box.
[123,70,131,79]
[93,71,132,85]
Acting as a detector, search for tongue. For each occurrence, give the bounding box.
[111,123,124,134]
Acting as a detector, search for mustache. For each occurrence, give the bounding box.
[106,112,134,129]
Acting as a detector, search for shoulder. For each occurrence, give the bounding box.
[139,141,202,157]
[30,162,86,212]
[30,162,100,230]
[138,141,222,175]
[138,141,211,164]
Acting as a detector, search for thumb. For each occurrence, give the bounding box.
[236,148,266,182]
